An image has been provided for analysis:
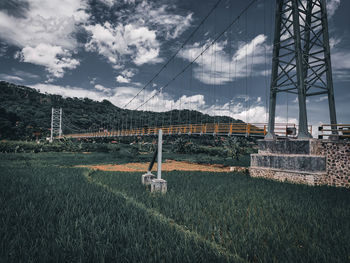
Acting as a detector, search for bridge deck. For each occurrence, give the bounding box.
[63,123,310,139]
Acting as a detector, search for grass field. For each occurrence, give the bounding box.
[1,152,349,262]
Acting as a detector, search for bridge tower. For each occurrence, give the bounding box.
[266,0,337,139]
[50,107,62,142]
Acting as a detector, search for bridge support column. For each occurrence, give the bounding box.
[266,0,336,139]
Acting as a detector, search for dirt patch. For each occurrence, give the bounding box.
[77,159,235,172]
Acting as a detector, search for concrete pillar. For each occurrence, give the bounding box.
[157,129,162,180]
[151,129,167,193]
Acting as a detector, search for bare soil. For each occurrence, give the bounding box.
[77,159,233,172]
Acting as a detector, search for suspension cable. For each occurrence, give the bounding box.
[123,0,223,109]
[133,0,259,111]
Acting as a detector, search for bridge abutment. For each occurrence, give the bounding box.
[250,139,350,188]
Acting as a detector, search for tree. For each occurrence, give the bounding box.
[224,137,247,161]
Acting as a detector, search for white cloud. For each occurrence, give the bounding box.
[0,74,24,82]
[0,70,39,82]
[109,88,297,127]
[31,83,154,109]
[90,77,97,85]
[144,94,206,113]
[98,0,135,6]
[327,0,341,17]
[121,68,136,78]
[18,44,80,79]
[179,34,270,85]
[85,22,162,66]
[0,43,7,56]
[94,84,112,94]
[33,83,107,101]
[332,50,350,81]
[316,96,328,102]
[84,1,192,68]
[135,2,193,40]
[329,37,341,49]
[115,68,137,83]
[98,0,115,7]
[0,0,192,79]
[32,82,297,130]
[332,51,350,70]
[202,99,296,125]
[12,70,40,80]
[0,0,88,79]
[116,75,130,83]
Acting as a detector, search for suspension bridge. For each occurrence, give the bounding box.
[50,0,349,142]
[62,123,313,139]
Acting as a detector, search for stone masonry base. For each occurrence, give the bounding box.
[249,167,327,186]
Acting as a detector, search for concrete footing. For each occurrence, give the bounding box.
[256,139,320,155]
[250,153,326,172]
[151,179,167,193]
[141,172,156,185]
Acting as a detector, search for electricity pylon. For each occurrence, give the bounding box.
[50,107,62,142]
[266,0,337,139]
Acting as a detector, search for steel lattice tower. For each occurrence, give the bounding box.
[266,0,337,139]
[50,108,62,142]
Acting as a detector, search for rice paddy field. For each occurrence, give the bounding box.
[1,152,350,262]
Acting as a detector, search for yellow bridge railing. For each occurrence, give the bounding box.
[64,122,312,139]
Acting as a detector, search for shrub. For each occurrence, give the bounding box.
[0,140,120,153]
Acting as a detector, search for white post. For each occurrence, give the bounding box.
[149,128,167,193]
[157,129,163,180]
[59,108,62,138]
[50,107,54,143]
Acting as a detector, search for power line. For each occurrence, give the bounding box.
[133,0,260,111]
[123,0,223,109]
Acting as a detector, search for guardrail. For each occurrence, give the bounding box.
[63,122,312,139]
[318,124,350,140]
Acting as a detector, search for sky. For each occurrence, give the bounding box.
[0,0,349,136]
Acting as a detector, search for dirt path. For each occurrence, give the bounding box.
[77,159,235,172]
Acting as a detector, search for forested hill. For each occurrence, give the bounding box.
[0,81,243,140]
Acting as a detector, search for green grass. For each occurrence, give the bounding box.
[0,140,251,167]
[1,152,349,262]
[1,147,251,167]
[92,171,350,263]
[0,153,240,262]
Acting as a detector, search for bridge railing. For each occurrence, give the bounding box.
[63,122,313,139]
[318,124,350,140]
